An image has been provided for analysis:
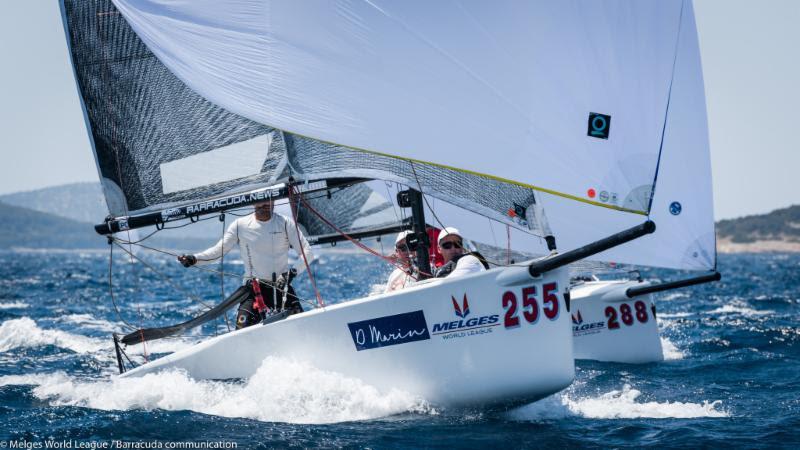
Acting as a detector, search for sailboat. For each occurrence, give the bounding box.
[61,0,710,406]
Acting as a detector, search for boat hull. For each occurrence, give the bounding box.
[571,280,663,364]
[121,266,575,407]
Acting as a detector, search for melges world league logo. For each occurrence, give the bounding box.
[432,294,500,335]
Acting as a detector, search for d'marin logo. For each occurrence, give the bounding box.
[452,295,470,319]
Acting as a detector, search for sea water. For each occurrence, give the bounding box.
[0,250,797,448]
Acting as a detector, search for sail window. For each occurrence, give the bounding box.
[159,134,272,194]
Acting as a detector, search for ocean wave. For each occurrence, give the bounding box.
[0,301,29,310]
[661,336,685,360]
[56,314,119,332]
[657,311,693,319]
[0,357,433,424]
[0,318,106,353]
[509,384,728,420]
[708,303,774,317]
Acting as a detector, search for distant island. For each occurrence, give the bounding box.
[716,205,800,253]
[1,183,798,253]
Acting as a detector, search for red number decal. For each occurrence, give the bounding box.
[502,291,520,328]
[521,286,539,324]
[620,303,633,326]
[605,306,620,329]
[634,300,648,323]
[542,283,559,320]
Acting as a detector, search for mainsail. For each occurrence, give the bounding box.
[63,0,714,272]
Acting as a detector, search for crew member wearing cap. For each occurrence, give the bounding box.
[177,197,313,329]
[384,230,416,293]
[434,227,487,278]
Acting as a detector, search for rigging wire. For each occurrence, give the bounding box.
[110,235,320,305]
[507,224,512,265]
[110,240,218,311]
[107,243,137,331]
[408,162,448,231]
[294,185,430,278]
[288,183,324,307]
[219,213,231,333]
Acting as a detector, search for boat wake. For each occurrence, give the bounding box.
[508,384,728,421]
[0,356,434,424]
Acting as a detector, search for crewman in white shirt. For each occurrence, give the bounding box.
[178,197,314,328]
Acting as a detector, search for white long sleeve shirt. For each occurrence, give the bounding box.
[449,254,486,277]
[384,267,414,293]
[193,213,314,280]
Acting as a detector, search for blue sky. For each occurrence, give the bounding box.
[0,0,798,220]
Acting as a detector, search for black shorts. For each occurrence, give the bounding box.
[235,281,302,329]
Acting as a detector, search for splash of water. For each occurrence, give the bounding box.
[509,384,728,421]
[0,318,106,353]
[0,356,434,424]
[660,336,685,360]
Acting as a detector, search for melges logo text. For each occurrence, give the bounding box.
[432,294,500,339]
[572,310,605,337]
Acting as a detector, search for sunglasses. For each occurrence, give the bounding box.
[396,244,410,252]
[440,241,463,250]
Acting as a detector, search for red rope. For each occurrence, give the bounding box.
[293,185,432,279]
[288,186,325,307]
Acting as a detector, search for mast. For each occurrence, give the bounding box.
[397,189,431,278]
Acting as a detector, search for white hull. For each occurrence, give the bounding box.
[122,266,575,407]
[571,280,663,364]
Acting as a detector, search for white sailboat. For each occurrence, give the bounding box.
[60,0,708,405]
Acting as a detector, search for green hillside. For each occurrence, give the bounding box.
[716,205,800,243]
[0,200,106,249]
[0,201,212,250]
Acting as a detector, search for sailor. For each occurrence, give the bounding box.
[177,197,314,329]
[433,227,488,278]
[384,230,417,293]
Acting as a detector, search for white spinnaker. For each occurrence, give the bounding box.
[384,3,715,271]
[537,2,715,271]
[111,0,684,214]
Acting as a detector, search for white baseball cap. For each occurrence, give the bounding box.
[437,227,462,244]
[395,230,413,245]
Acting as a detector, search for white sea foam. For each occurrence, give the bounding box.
[708,303,773,317]
[57,314,119,332]
[658,312,693,319]
[0,357,433,424]
[0,318,106,353]
[660,336,685,360]
[661,292,688,301]
[0,301,29,310]
[509,384,728,421]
